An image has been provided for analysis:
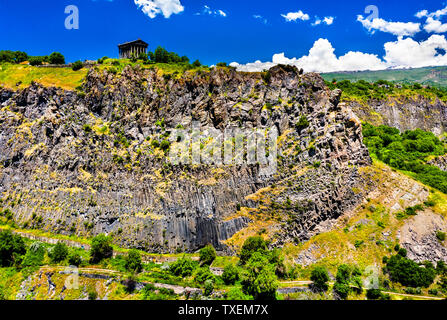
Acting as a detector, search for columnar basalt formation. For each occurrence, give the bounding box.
[0,65,370,252]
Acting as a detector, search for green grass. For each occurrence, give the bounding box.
[0,63,87,90]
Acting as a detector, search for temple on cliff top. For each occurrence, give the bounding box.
[118,39,148,59]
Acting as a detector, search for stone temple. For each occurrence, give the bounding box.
[118,39,148,59]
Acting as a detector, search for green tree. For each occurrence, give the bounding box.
[192,60,201,67]
[125,249,142,273]
[68,252,82,266]
[48,52,65,64]
[310,266,330,292]
[222,263,240,285]
[204,279,214,296]
[21,241,45,267]
[199,244,217,266]
[71,60,83,71]
[170,256,197,277]
[29,57,43,66]
[241,252,278,300]
[239,236,267,265]
[50,242,69,263]
[89,234,113,264]
[333,264,352,300]
[0,230,26,267]
[194,266,215,284]
[225,287,252,300]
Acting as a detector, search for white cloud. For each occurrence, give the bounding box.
[197,5,227,17]
[230,35,447,73]
[417,6,447,34]
[134,0,184,19]
[384,35,447,68]
[424,17,447,33]
[281,11,310,22]
[357,15,421,37]
[323,16,334,25]
[230,38,386,73]
[312,16,334,26]
[415,10,428,18]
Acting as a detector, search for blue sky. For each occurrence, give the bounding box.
[1,0,447,72]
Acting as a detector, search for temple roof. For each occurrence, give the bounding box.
[118,39,148,48]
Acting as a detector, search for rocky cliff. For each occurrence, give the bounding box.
[347,96,447,136]
[0,65,370,253]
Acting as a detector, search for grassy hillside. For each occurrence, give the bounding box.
[0,64,88,90]
[322,66,447,88]
[0,59,211,91]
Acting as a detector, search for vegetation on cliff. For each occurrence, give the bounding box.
[363,123,447,193]
[326,79,447,103]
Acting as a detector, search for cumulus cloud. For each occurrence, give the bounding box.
[424,17,447,33]
[416,6,447,34]
[230,35,447,73]
[415,10,429,19]
[357,15,421,37]
[384,35,447,68]
[196,5,227,17]
[134,0,184,19]
[230,38,386,73]
[323,16,334,25]
[281,11,310,22]
[312,16,334,26]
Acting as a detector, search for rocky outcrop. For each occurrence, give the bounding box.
[400,211,447,264]
[429,155,447,171]
[0,65,370,253]
[347,97,447,135]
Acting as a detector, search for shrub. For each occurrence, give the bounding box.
[222,263,240,285]
[296,115,310,132]
[333,264,359,300]
[192,60,201,67]
[88,290,97,300]
[0,230,26,267]
[29,57,43,66]
[125,249,142,273]
[170,256,197,277]
[48,52,65,64]
[89,234,113,264]
[194,266,215,284]
[22,242,45,267]
[241,252,278,300]
[238,236,267,265]
[68,252,82,266]
[71,60,83,71]
[50,242,69,263]
[225,287,252,300]
[310,266,330,292]
[436,231,446,242]
[204,279,214,296]
[384,253,436,288]
[363,123,447,194]
[366,288,390,300]
[199,244,216,266]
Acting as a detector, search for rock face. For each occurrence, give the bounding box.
[400,211,447,264]
[0,65,370,252]
[429,155,447,172]
[347,97,447,135]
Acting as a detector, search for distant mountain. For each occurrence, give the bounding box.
[321,66,447,87]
